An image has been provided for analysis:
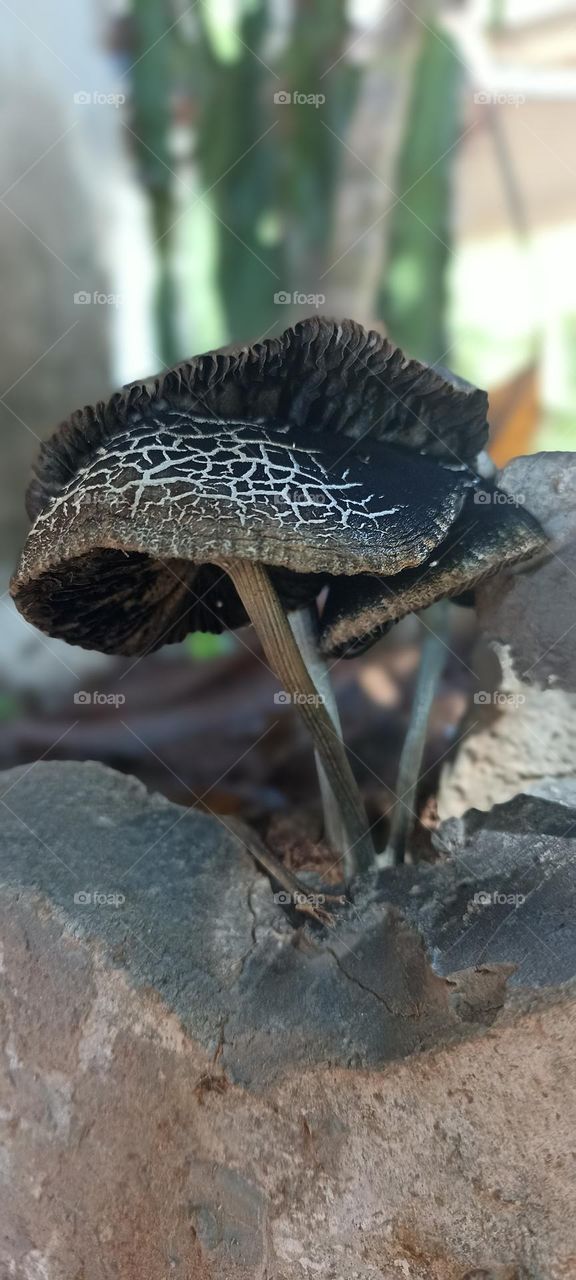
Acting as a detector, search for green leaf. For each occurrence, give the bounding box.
[184,632,234,660]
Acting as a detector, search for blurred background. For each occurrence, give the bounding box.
[1,0,575,857]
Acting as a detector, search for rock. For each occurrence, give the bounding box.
[438,683,576,817]
[395,792,576,987]
[0,761,492,1087]
[1,762,576,1277]
[524,775,576,807]
[447,452,576,817]
[476,451,576,690]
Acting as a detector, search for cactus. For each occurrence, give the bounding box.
[129,4,460,367]
[377,20,462,364]
[191,0,287,341]
[131,0,180,366]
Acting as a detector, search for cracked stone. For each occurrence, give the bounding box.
[438,680,576,818]
[1,761,576,1278]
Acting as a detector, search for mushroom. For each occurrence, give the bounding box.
[11,317,492,880]
[319,486,548,860]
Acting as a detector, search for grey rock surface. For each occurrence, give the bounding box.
[2,762,576,1278]
[524,774,576,807]
[0,762,479,1087]
[1,762,575,1084]
[377,791,576,987]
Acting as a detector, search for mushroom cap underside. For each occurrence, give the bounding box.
[319,492,549,659]
[11,417,476,656]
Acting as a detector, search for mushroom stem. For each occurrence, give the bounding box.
[223,559,374,878]
[385,601,449,864]
[288,605,348,855]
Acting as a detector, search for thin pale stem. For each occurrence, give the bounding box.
[386,600,449,865]
[289,605,347,854]
[223,559,374,878]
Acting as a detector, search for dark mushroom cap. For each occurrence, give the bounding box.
[11,317,487,656]
[319,489,549,659]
